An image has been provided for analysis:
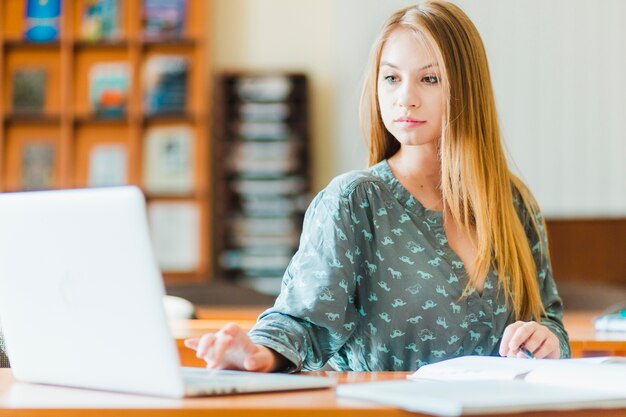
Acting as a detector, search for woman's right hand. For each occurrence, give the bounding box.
[183,323,282,372]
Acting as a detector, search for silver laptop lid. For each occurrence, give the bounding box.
[0,186,185,398]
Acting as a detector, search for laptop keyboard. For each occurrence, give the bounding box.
[180,366,335,396]
[181,367,255,385]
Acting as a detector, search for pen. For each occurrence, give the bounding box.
[520,346,535,359]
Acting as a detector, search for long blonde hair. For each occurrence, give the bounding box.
[360,1,547,321]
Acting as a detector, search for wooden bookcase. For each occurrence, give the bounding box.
[0,0,211,285]
[213,73,310,296]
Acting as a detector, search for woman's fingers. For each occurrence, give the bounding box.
[195,333,217,360]
[499,321,524,356]
[533,334,560,359]
[507,321,536,354]
[207,333,234,369]
[243,345,275,372]
[183,323,262,370]
[183,337,199,349]
[500,321,561,359]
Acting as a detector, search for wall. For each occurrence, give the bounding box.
[456,0,626,218]
[210,0,626,217]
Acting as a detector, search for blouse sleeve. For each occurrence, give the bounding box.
[526,208,572,358]
[0,327,9,368]
[248,180,364,371]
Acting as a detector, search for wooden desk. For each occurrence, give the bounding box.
[1,309,625,416]
[563,310,626,357]
[170,306,263,367]
[173,308,626,365]
[170,307,260,368]
[1,369,626,417]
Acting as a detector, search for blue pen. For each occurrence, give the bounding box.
[520,346,535,359]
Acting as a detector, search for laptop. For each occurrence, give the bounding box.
[0,186,334,398]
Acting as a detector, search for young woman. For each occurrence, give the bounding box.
[185,1,570,372]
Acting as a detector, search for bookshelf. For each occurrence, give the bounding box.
[214,73,310,296]
[0,0,211,285]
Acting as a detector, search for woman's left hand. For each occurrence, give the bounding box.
[499,321,561,359]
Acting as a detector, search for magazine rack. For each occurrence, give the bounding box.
[0,0,211,284]
[213,73,310,295]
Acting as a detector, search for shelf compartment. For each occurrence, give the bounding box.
[2,125,63,192]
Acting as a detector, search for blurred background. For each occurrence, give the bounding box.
[1,0,624,310]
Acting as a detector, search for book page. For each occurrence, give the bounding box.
[409,356,543,381]
[525,360,626,395]
[570,356,626,365]
[410,355,626,396]
[338,378,626,417]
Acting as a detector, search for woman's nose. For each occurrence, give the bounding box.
[397,84,420,109]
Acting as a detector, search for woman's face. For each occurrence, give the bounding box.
[377,28,444,148]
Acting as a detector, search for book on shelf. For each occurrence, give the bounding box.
[337,355,626,417]
[143,55,188,115]
[24,0,61,42]
[231,176,306,196]
[89,62,130,118]
[232,141,299,160]
[237,121,290,141]
[235,76,292,102]
[594,308,626,332]
[81,0,120,41]
[88,143,127,187]
[148,201,199,272]
[221,240,295,295]
[143,0,187,40]
[238,102,290,122]
[21,142,55,191]
[221,249,292,273]
[232,234,300,249]
[229,158,298,177]
[11,68,46,115]
[231,215,298,236]
[240,196,306,216]
[143,125,194,195]
[229,141,300,176]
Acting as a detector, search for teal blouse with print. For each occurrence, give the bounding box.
[248,160,571,372]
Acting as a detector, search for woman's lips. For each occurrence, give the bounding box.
[394,118,426,127]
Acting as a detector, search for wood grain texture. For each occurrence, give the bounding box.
[547,218,626,284]
[2,369,626,417]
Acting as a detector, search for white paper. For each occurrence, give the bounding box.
[409,356,542,381]
[341,355,626,416]
[337,379,626,417]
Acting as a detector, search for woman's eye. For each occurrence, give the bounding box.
[423,75,439,84]
[383,75,398,84]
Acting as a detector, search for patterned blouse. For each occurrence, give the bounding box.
[248,160,571,372]
[0,326,9,368]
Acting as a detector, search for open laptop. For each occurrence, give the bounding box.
[0,186,334,398]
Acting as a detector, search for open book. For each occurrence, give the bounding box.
[336,356,626,416]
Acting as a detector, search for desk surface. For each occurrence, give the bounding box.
[563,310,626,357]
[2,369,626,417]
[172,308,626,364]
[1,309,626,416]
[180,307,626,341]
